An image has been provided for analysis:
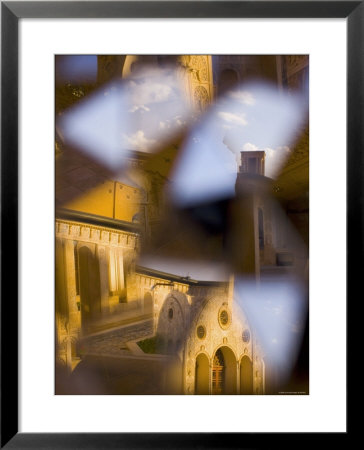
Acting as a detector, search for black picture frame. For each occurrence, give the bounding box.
[1,1,359,448]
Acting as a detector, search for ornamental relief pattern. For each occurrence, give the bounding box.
[189,55,209,82]
[56,220,138,248]
[179,55,212,111]
[180,55,209,82]
[194,85,210,112]
[185,300,255,372]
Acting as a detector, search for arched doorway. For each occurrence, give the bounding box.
[218,68,239,95]
[78,246,101,330]
[240,355,253,394]
[195,353,209,395]
[156,295,186,353]
[212,349,224,394]
[212,347,237,395]
[144,292,153,313]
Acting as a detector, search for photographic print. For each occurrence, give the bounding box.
[55,55,309,396]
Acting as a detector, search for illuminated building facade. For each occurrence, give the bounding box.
[55,55,309,394]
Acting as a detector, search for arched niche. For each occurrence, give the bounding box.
[240,355,253,394]
[195,353,209,395]
[156,293,187,353]
[144,291,153,313]
[78,246,101,330]
[212,346,237,395]
[218,68,239,95]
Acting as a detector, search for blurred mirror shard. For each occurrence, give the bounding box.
[169,81,306,208]
[169,111,238,207]
[234,276,307,385]
[222,82,306,179]
[55,55,309,396]
[58,81,131,169]
[57,65,191,172]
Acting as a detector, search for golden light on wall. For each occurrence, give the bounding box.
[55,55,309,395]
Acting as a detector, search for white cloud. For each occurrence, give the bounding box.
[264,146,291,161]
[129,105,150,113]
[130,81,173,108]
[277,145,291,154]
[264,147,276,158]
[218,111,248,126]
[123,130,156,151]
[242,143,290,159]
[229,90,256,106]
[242,142,259,152]
[159,116,185,130]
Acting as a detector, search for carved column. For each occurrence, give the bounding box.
[98,245,110,315]
[64,239,79,331]
[109,247,117,293]
[109,246,126,304]
[179,55,213,112]
[55,238,68,318]
[117,248,125,291]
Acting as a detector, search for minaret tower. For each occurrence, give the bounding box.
[239,151,265,176]
[231,150,268,281]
